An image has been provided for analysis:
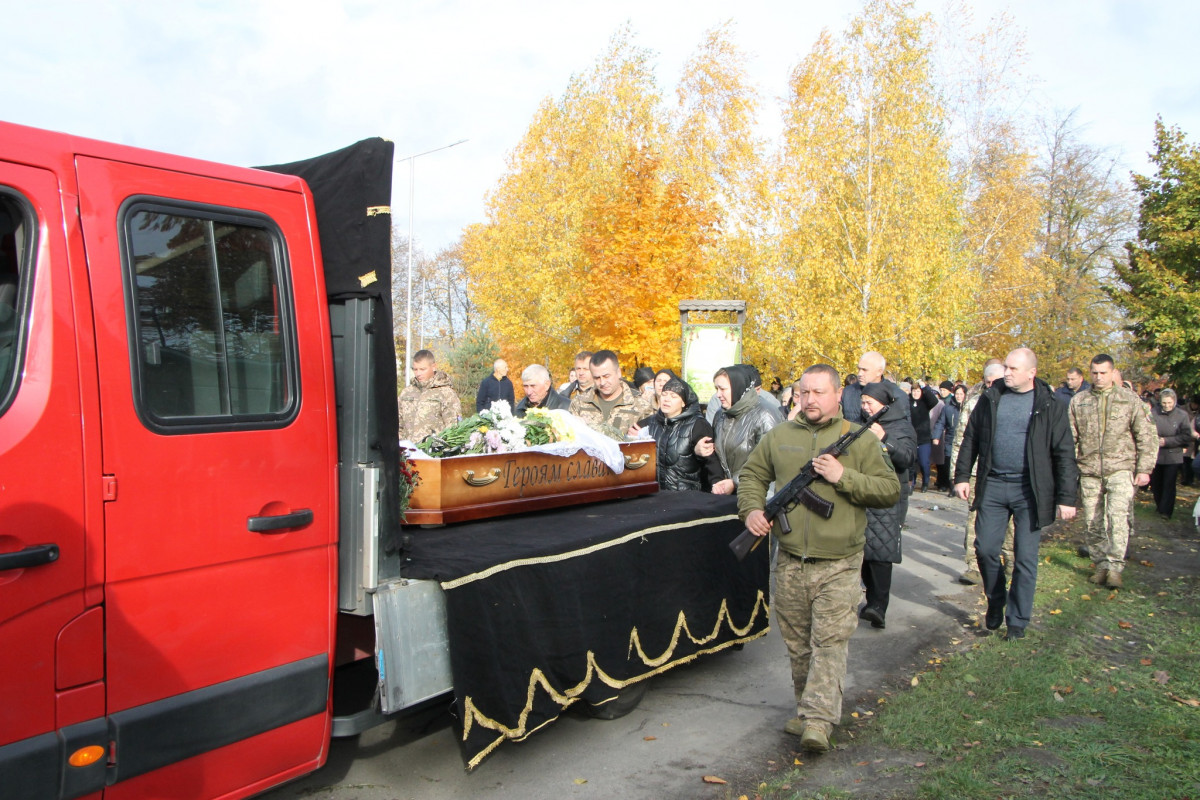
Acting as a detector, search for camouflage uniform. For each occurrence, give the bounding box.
[398,369,460,442]
[958,385,1013,573]
[568,383,655,435]
[738,413,900,737]
[1069,386,1159,575]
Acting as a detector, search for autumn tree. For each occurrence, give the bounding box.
[1111,118,1200,393]
[760,0,976,380]
[1024,112,1136,373]
[933,5,1042,370]
[671,23,768,294]
[462,27,668,374]
[462,25,762,377]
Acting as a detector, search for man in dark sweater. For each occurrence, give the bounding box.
[954,348,1078,640]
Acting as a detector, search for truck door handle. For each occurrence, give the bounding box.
[0,543,60,571]
[247,509,314,533]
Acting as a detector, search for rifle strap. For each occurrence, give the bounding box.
[841,420,851,437]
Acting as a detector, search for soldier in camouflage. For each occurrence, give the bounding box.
[568,349,655,435]
[398,349,461,442]
[1069,354,1159,589]
[955,361,1014,585]
[738,364,900,754]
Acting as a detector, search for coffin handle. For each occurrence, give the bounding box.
[624,454,651,470]
[462,468,503,486]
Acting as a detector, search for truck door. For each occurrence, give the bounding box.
[0,162,97,798]
[76,156,338,798]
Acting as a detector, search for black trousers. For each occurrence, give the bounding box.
[1150,464,1180,518]
[861,559,893,614]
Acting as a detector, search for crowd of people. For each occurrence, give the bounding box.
[396,344,1200,755]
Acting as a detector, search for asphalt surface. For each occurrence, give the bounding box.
[258,489,978,800]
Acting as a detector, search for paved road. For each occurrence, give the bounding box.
[259,490,977,800]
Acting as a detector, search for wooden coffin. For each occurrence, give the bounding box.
[403,441,658,525]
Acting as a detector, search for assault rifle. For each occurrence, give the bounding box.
[730,406,889,561]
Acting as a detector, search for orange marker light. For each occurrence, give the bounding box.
[68,745,106,767]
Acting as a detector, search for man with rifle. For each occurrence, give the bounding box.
[738,364,901,753]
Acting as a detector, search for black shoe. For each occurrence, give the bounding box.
[860,606,886,629]
[985,605,1004,631]
[1004,626,1026,640]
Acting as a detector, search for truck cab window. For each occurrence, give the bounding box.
[124,205,297,430]
[0,192,33,414]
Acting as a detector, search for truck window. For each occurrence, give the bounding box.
[0,191,33,415]
[123,203,298,430]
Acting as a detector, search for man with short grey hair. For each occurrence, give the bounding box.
[515,364,570,417]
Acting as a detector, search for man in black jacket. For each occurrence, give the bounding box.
[954,348,1078,640]
[514,364,570,417]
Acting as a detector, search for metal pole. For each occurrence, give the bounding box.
[405,158,415,384]
[398,138,468,385]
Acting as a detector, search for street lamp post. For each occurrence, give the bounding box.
[398,138,467,384]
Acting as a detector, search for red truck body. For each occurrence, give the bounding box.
[1,121,341,799]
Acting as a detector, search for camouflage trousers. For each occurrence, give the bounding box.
[966,481,1014,570]
[1079,471,1135,573]
[774,549,863,733]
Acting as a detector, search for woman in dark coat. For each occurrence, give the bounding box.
[908,382,940,492]
[859,382,917,629]
[1150,389,1192,519]
[638,377,724,492]
[932,382,962,495]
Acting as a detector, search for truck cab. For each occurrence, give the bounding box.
[0,122,345,799]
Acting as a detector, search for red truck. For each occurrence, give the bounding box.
[0,121,767,799]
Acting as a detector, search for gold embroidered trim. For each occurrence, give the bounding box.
[460,590,770,769]
[440,513,740,591]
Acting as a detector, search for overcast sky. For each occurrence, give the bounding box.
[3,1,1197,253]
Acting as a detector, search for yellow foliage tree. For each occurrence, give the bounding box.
[462,27,668,378]
[757,0,977,381]
[574,147,716,364]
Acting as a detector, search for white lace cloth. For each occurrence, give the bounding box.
[403,413,628,474]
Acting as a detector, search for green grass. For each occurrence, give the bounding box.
[757,518,1200,800]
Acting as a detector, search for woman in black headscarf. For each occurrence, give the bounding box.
[695,364,783,494]
[638,376,724,491]
[858,381,916,630]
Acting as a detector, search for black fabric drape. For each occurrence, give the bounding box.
[403,492,770,768]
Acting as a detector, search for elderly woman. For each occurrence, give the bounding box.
[638,376,724,491]
[858,382,917,629]
[695,365,783,494]
[1150,389,1193,520]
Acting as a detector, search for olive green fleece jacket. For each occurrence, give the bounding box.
[737,413,901,560]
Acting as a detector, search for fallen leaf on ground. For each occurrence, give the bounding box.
[1118,621,1133,629]
[1140,560,1155,567]
[1054,692,1064,702]
[702,775,727,785]
[1081,594,1092,601]
[794,758,803,765]
[1154,671,1170,685]
[915,762,926,767]
[1141,658,1153,665]
[911,676,920,687]
[1050,609,1062,615]
[1167,693,1200,707]
[857,760,870,766]
[574,778,587,785]
[643,736,656,741]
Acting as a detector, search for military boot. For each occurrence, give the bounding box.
[800,724,832,753]
[1105,570,1123,589]
[1088,568,1109,585]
